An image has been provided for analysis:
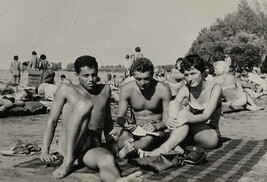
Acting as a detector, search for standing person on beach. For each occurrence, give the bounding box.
[116,58,171,158]
[39,54,53,72]
[224,53,232,73]
[10,55,22,85]
[123,55,132,78]
[28,51,41,70]
[39,55,142,182]
[131,47,144,62]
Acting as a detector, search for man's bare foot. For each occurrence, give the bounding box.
[52,163,71,179]
[118,138,134,158]
[108,128,120,143]
[116,171,143,182]
[174,145,184,154]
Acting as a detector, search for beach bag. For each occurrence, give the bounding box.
[128,150,185,173]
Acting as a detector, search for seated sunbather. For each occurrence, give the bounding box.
[0,89,33,112]
[214,61,263,111]
[36,83,59,101]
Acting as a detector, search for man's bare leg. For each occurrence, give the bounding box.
[53,100,93,178]
[82,147,142,182]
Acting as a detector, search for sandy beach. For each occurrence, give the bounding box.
[0,71,267,182]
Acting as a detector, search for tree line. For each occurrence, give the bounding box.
[188,0,267,71]
[64,0,267,73]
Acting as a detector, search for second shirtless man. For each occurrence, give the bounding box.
[116,58,171,158]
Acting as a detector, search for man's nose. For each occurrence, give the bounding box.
[140,79,146,85]
[88,75,93,81]
[188,75,193,81]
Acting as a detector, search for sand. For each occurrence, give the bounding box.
[0,71,267,181]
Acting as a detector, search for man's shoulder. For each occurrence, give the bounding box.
[155,80,169,90]
[121,80,136,89]
[120,81,136,96]
[57,83,76,91]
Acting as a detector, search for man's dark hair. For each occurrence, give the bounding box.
[40,54,46,60]
[180,54,205,74]
[14,55,19,61]
[74,55,98,74]
[135,47,141,52]
[130,58,154,76]
[32,51,37,55]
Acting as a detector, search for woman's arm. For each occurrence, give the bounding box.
[186,84,222,124]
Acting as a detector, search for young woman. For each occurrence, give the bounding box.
[146,54,222,156]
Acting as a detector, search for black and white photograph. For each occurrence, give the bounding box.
[0,0,267,181]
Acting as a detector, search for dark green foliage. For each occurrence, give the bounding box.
[188,0,267,69]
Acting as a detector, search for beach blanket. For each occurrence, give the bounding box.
[14,139,267,181]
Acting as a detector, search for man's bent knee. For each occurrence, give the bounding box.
[97,154,115,168]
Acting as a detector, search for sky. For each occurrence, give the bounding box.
[0,0,240,70]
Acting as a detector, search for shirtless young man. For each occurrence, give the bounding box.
[116,58,171,158]
[40,55,142,182]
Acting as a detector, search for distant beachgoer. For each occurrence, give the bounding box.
[203,63,215,82]
[10,55,22,85]
[167,58,185,99]
[28,51,41,70]
[123,55,132,77]
[39,54,53,72]
[145,54,222,156]
[130,47,144,62]
[39,55,142,181]
[116,58,171,158]
[0,89,33,112]
[60,74,72,84]
[36,83,59,101]
[213,61,263,111]
[153,67,165,82]
[224,53,231,73]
